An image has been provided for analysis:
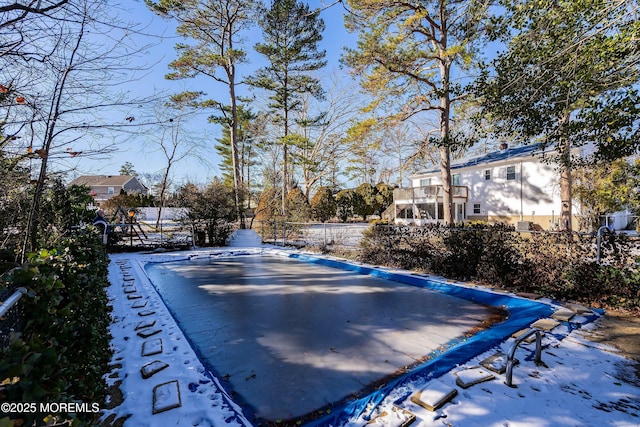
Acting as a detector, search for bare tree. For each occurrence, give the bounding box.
[145,94,207,228]
[0,0,160,257]
[146,0,259,226]
[292,74,359,199]
[0,0,71,52]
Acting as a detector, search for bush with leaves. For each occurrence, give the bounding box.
[375,183,394,214]
[0,156,31,251]
[360,224,407,267]
[353,183,376,220]
[101,190,155,215]
[285,187,311,222]
[359,223,640,312]
[175,179,236,246]
[310,186,336,222]
[0,227,112,426]
[437,224,485,280]
[0,175,96,256]
[476,223,523,289]
[335,189,355,222]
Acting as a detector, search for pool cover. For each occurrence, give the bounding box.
[144,252,554,425]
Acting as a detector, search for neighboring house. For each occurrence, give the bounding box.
[68,175,148,207]
[389,143,581,230]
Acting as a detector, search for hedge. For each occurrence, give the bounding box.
[360,223,640,312]
[0,228,112,426]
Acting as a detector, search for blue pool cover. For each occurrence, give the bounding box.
[146,250,555,426]
[287,253,555,426]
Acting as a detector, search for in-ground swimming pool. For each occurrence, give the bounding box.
[144,253,516,423]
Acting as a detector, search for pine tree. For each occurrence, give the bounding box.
[474,0,640,230]
[310,186,336,222]
[146,0,259,225]
[250,0,327,216]
[212,105,260,207]
[344,0,492,224]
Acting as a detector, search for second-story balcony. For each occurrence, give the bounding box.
[393,185,469,202]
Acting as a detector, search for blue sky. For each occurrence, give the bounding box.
[74,0,357,188]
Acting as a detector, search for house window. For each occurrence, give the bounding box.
[452,174,461,186]
[484,169,491,180]
[506,166,516,180]
[473,203,481,214]
[420,178,431,187]
[108,186,115,195]
[417,203,436,220]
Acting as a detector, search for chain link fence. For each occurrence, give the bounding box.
[252,221,370,251]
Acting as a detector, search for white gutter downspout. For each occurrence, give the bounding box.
[520,161,524,221]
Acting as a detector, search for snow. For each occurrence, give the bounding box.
[101,241,640,427]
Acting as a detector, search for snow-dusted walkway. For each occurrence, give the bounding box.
[101,247,640,427]
[226,229,263,248]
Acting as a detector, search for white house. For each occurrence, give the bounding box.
[390,143,576,230]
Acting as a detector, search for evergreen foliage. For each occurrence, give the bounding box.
[310,186,337,222]
[473,0,640,228]
[360,223,640,312]
[0,228,112,426]
[574,159,640,231]
[250,0,326,215]
[174,179,236,246]
[335,189,355,223]
[285,187,311,222]
[101,191,155,215]
[343,0,492,224]
[254,187,281,223]
[146,0,259,222]
[212,105,260,193]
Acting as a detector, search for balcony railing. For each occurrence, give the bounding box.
[393,185,468,201]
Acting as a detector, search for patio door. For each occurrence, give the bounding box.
[455,202,466,222]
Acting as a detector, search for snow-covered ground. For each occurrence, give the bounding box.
[101,240,640,427]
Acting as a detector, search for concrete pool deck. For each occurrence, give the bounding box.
[101,231,639,427]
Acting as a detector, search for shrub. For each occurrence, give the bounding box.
[360,224,412,268]
[310,186,336,222]
[335,189,354,222]
[353,183,376,220]
[358,223,640,312]
[438,224,485,280]
[564,262,640,311]
[285,188,311,222]
[175,179,236,246]
[0,228,112,426]
[476,223,523,289]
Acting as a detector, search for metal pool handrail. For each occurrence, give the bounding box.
[505,328,544,387]
[0,287,27,318]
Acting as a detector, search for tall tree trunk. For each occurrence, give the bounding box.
[439,145,453,224]
[156,167,170,229]
[282,97,290,217]
[229,65,244,228]
[24,154,48,258]
[559,114,572,231]
[22,14,84,259]
[439,60,454,225]
[282,142,288,217]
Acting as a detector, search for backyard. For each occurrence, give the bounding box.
[98,238,640,426]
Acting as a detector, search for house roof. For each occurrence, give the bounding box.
[68,175,137,187]
[416,143,546,176]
